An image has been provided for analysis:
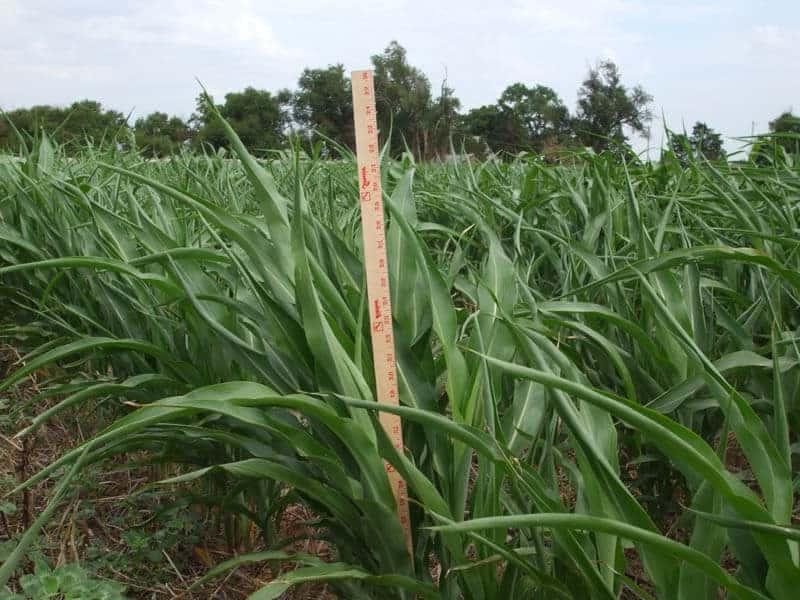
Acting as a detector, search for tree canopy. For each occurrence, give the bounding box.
[4,41,789,163]
[670,122,725,164]
[192,87,292,155]
[462,83,572,156]
[575,60,653,152]
[134,112,190,157]
[769,112,800,154]
[293,64,354,155]
[371,41,434,159]
[0,101,126,151]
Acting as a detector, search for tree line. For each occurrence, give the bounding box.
[1,41,798,161]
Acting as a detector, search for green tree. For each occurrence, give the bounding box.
[574,60,652,152]
[689,122,724,160]
[0,105,64,150]
[193,87,291,154]
[0,101,127,151]
[425,82,462,159]
[499,83,570,149]
[134,112,190,157]
[371,41,433,159]
[461,104,525,156]
[62,100,127,144]
[769,111,800,154]
[461,83,572,157]
[669,122,725,164]
[293,64,354,155]
[0,117,8,149]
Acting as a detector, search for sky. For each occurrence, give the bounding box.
[1,0,798,156]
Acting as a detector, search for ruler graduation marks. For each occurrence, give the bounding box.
[350,69,412,556]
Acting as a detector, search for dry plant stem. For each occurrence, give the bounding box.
[0,432,22,452]
[17,437,31,529]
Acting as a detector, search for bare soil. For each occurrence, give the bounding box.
[0,343,336,599]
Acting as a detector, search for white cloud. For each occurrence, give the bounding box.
[0,0,19,19]
[750,25,800,53]
[1,0,797,154]
[78,0,295,58]
[509,0,635,33]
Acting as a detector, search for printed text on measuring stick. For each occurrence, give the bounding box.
[351,69,412,555]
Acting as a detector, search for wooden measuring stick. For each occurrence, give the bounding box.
[351,69,412,556]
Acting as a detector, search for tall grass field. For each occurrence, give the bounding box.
[1,110,799,599]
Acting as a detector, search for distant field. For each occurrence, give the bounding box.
[1,121,799,599]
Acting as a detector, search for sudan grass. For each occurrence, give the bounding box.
[1,118,799,599]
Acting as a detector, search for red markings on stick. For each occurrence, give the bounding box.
[351,68,412,558]
[360,166,370,190]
